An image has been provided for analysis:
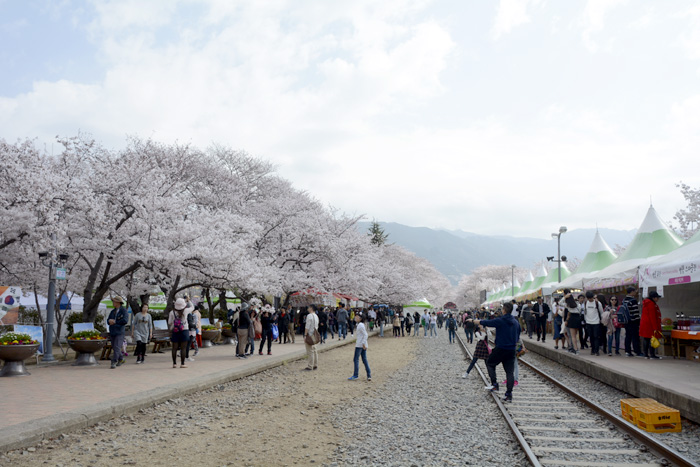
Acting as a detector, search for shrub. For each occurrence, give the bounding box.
[65,312,107,336]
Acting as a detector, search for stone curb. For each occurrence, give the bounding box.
[0,331,372,453]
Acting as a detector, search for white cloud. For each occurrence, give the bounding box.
[491,0,538,39]
[581,0,627,52]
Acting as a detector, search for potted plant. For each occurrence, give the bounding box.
[221,323,236,345]
[201,324,220,348]
[0,332,40,377]
[67,330,108,366]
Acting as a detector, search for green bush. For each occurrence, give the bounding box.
[18,306,42,325]
[149,310,166,321]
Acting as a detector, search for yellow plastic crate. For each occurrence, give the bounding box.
[636,405,682,433]
[620,398,657,423]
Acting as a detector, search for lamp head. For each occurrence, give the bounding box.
[546,256,554,261]
[551,233,558,238]
[559,226,567,234]
[561,255,567,262]
[38,251,48,259]
[58,253,69,262]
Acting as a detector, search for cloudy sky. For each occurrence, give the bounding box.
[2,0,699,237]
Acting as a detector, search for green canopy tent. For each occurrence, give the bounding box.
[558,230,617,290]
[585,206,682,290]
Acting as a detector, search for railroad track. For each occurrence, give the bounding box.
[456,334,699,467]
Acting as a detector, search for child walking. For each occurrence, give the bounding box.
[462,325,490,378]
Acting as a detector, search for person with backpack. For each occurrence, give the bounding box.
[446,313,457,344]
[107,296,129,369]
[336,303,349,340]
[168,297,193,368]
[462,324,490,378]
[622,286,644,357]
[583,291,604,356]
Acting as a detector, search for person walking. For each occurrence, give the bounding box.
[278,307,290,344]
[318,306,328,344]
[561,290,581,354]
[304,305,319,371]
[168,297,192,368]
[348,312,371,381]
[107,296,128,369]
[583,291,603,356]
[392,313,401,337]
[236,303,251,359]
[446,313,457,344]
[463,313,475,343]
[413,311,421,336]
[259,306,274,355]
[623,286,644,357]
[337,303,349,340]
[467,302,521,402]
[405,312,413,336]
[462,325,490,378]
[640,291,663,359]
[532,297,550,343]
[185,303,200,362]
[604,295,622,356]
[429,312,438,338]
[131,303,153,364]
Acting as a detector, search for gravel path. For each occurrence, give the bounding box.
[522,350,700,463]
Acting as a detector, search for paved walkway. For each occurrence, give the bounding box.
[522,333,700,423]
[0,335,359,452]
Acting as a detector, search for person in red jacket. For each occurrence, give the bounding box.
[639,291,662,359]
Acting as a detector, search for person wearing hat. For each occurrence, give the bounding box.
[107,296,128,369]
[168,297,194,368]
[640,291,663,359]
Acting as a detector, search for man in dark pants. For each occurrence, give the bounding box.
[107,296,128,369]
[531,297,550,343]
[623,286,643,357]
[467,302,521,402]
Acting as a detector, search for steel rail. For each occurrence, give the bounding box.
[518,357,699,467]
[456,333,542,467]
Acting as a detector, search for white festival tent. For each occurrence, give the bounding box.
[558,230,618,290]
[514,272,535,300]
[639,229,700,288]
[517,264,549,300]
[540,262,572,296]
[584,206,683,290]
[501,278,521,303]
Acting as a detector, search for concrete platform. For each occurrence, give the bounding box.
[0,334,362,453]
[522,335,700,424]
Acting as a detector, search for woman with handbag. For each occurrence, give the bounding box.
[640,291,663,359]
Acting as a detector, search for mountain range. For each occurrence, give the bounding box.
[357,222,637,285]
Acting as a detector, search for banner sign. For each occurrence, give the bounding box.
[640,260,700,288]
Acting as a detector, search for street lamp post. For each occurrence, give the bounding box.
[550,226,568,283]
[38,234,68,363]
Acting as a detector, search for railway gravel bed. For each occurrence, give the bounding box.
[521,349,700,463]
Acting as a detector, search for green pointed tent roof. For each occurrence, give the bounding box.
[586,206,683,288]
[502,278,521,302]
[541,262,571,289]
[525,264,549,296]
[515,271,535,299]
[559,230,617,289]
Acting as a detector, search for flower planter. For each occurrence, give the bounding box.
[201,329,220,348]
[221,327,236,345]
[67,339,107,366]
[0,344,40,377]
